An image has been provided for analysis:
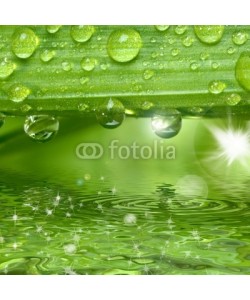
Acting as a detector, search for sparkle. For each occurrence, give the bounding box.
[45,208,53,216]
[12,209,18,224]
[111,187,117,195]
[36,225,43,233]
[209,124,250,166]
[13,242,18,250]
[184,250,192,258]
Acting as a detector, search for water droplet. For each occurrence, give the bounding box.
[78,103,89,111]
[171,48,180,56]
[182,36,194,47]
[194,25,224,44]
[100,63,110,70]
[21,104,32,112]
[227,47,236,55]
[142,101,153,110]
[81,57,97,71]
[62,61,72,71]
[226,93,241,106]
[190,62,199,70]
[8,83,30,102]
[150,37,156,43]
[235,53,250,91]
[0,58,16,80]
[0,113,5,128]
[70,25,95,43]
[175,25,187,35]
[200,52,209,61]
[155,25,170,32]
[12,28,39,59]
[40,49,55,62]
[24,115,59,142]
[80,76,89,85]
[232,31,248,45]
[107,29,142,63]
[46,25,61,34]
[143,69,154,80]
[208,80,226,94]
[211,62,219,70]
[124,213,137,225]
[96,98,125,129]
[151,109,182,139]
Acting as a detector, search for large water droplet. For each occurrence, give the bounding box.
[96,98,125,129]
[12,28,39,59]
[24,115,59,142]
[226,93,241,106]
[232,31,248,45]
[81,57,97,71]
[70,25,95,43]
[151,109,182,139]
[208,80,226,94]
[194,25,224,44]
[0,113,5,128]
[46,25,61,34]
[235,53,250,91]
[40,49,55,62]
[155,25,170,32]
[8,83,30,102]
[0,58,16,80]
[107,29,142,63]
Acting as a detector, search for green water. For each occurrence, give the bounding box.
[0,116,250,275]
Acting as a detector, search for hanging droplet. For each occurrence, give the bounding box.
[226,93,241,106]
[24,115,59,142]
[81,57,97,71]
[70,25,95,43]
[8,83,30,102]
[208,80,226,94]
[151,109,182,139]
[155,25,170,32]
[11,28,39,59]
[235,52,250,91]
[194,25,224,44]
[46,25,61,34]
[0,58,16,80]
[0,113,5,128]
[40,49,55,62]
[107,29,142,63]
[96,98,125,129]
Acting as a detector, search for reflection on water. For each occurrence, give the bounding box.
[0,172,250,275]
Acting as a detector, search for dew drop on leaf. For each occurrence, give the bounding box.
[46,25,61,34]
[194,25,224,45]
[107,29,142,63]
[12,28,39,59]
[8,83,30,103]
[0,58,16,79]
[70,25,95,43]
